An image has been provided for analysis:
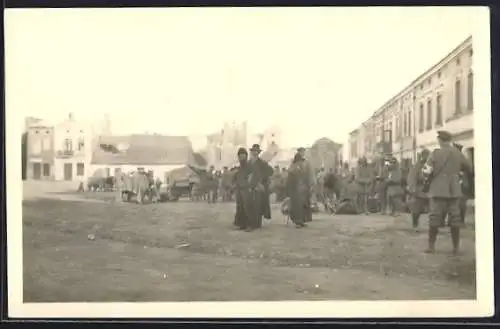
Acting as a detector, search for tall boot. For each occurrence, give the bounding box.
[425,227,439,253]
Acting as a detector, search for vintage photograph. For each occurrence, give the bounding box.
[6,7,493,318]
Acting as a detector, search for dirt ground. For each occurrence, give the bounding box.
[22,181,476,302]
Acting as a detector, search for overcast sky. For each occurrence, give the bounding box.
[5,7,478,148]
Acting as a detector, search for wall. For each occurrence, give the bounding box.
[53,115,94,181]
[349,37,473,166]
[26,125,55,180]
[415,41,473,152]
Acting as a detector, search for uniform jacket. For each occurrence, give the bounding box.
[407,161,428,198]
[387,165,404,196]
[355,165,373,185]
[425,145,474,198]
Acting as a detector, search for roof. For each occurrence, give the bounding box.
[91,134,194,165]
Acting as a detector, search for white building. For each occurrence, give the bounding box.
[91,134,195,182]
[348,36,474,168]
[53,113,94,181]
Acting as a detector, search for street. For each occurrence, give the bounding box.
[23,182,476,302]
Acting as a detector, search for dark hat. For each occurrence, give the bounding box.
[250,144,262,153]
[437,130,453,142]
[297,147,306,152]
[237,147,248,155]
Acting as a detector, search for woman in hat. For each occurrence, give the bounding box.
[286,153,315,227]
[233,147,251,230]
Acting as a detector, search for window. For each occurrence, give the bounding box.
[408,110,412,136]
[77,163,85,176]
[78,137,85,151]
[43,163,50,176]
[419,103,424,132]
[426,99,432,130]
[467,71,474,111]
[437,71,441,79]
[105,167,111,177]
[436,94,443,126]
[63,138,73,152]
[455,79,462,114]
[456,57,461,66]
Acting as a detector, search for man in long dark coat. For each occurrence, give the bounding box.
[246,144,274,230]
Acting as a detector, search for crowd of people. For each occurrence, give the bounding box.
[229,130,474,255]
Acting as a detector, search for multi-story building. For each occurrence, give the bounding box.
[347,35,474,168]
[25,119,55,180]
[53,113,94,181]
[348,128,360,167]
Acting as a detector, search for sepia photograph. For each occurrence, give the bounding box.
[5,6,493,318]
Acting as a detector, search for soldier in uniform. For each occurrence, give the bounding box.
[355,157,373,215]
[407,149,430,230]
[206,165,218,203]
[422,131,473,254]
[315,167,327,210]
[386,157,404,216]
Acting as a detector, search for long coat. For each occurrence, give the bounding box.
[248,158,274,220]
[233,164,252,228]
[286,160,314,224]
[424,145,474,198]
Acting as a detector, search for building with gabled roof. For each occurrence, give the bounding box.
[90,133,199,181]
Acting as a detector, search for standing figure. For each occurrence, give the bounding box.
[422,131,473,255]
[233,148,251,230]
[407,149,431,230]
[247,144,274,230]
[386,157,404,216]
[206,166,218,203]
[355,157,373,215]
[315,167,327,210]
[376,157,390,214]
[286,153,315,227]
[453,143,471,225]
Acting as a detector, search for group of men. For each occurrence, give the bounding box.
[321,130,473,255]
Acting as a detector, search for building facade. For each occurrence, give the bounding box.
[25,120,55,180]
[53,113,94,181]
[347,36,474,168]
[91,134,194,182]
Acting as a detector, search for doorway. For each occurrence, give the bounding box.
[64,163,73,181]
[33,163,41,180]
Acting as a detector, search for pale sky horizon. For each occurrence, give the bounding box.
[6,7,477,148]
